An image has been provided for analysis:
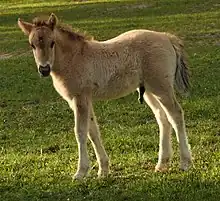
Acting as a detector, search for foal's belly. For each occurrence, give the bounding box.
[93,87,137,101]
[92,75,139,101]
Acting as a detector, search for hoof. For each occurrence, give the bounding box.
[73,169,89,180]
[155,163,169,172]
[73,173,86,180]
[180,158,192,171]
[155,157,170,172]
[98,169,109,178]
[180,151,192,171]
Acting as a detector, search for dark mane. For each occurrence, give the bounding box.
[33,17,48,27]
[32,17,93,41]
[57,25,93,41]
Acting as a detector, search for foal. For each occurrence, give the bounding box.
[18,14,192,179]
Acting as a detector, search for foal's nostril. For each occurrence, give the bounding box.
[39,64,51,77]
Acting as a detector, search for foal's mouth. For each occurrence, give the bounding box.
[38,64,51,77]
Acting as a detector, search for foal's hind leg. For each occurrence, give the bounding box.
[144,92,173,171]
[153,91,192,170]
[88,105,109,177]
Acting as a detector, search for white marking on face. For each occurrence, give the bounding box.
[39,61,51,67]
[33,49,54,69]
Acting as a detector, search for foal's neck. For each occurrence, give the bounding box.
[52,29,84,73]
[55,29,82,52]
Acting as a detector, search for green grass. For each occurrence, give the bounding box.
[0,0,220,200]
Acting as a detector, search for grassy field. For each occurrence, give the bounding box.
[0,0,220,200]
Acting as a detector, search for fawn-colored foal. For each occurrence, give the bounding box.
[18,14,192,179]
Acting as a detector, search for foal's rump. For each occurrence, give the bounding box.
[120,30,189,95]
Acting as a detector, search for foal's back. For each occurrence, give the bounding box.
[85,29,176,100]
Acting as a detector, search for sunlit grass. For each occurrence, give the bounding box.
[0,0,220,201]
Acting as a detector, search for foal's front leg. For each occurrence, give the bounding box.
[88,105,109,177]
[70,95,90,179]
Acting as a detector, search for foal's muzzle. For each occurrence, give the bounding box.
[39,64,51,77]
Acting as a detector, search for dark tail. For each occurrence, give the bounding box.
[166,33,190,94]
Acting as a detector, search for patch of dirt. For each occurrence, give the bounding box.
[107,3,152,12]
[0,53,13,60]
[73,0,88,2]
[0,49,31,60]
[189,32,220,39]
[124,4,152,9]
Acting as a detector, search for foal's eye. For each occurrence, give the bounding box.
[50,41,55,48]
[30,44,36,49]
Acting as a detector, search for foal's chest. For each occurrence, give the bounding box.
[51,74,75,101]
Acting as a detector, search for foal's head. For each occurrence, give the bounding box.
[18,14,57,77]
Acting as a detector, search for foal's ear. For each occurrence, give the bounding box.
[48,13,58,30]
[18,18,33,35]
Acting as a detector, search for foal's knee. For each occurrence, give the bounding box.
[172,102,184,122]
[155,108,167,120]
[74,127,88,143]
[154,108,169,125]
[162,99,184,126]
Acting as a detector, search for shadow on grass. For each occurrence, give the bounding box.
[1,0,219,26]
[1,0,219,52]
[1,171,220,201]
[0,1,219,201]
